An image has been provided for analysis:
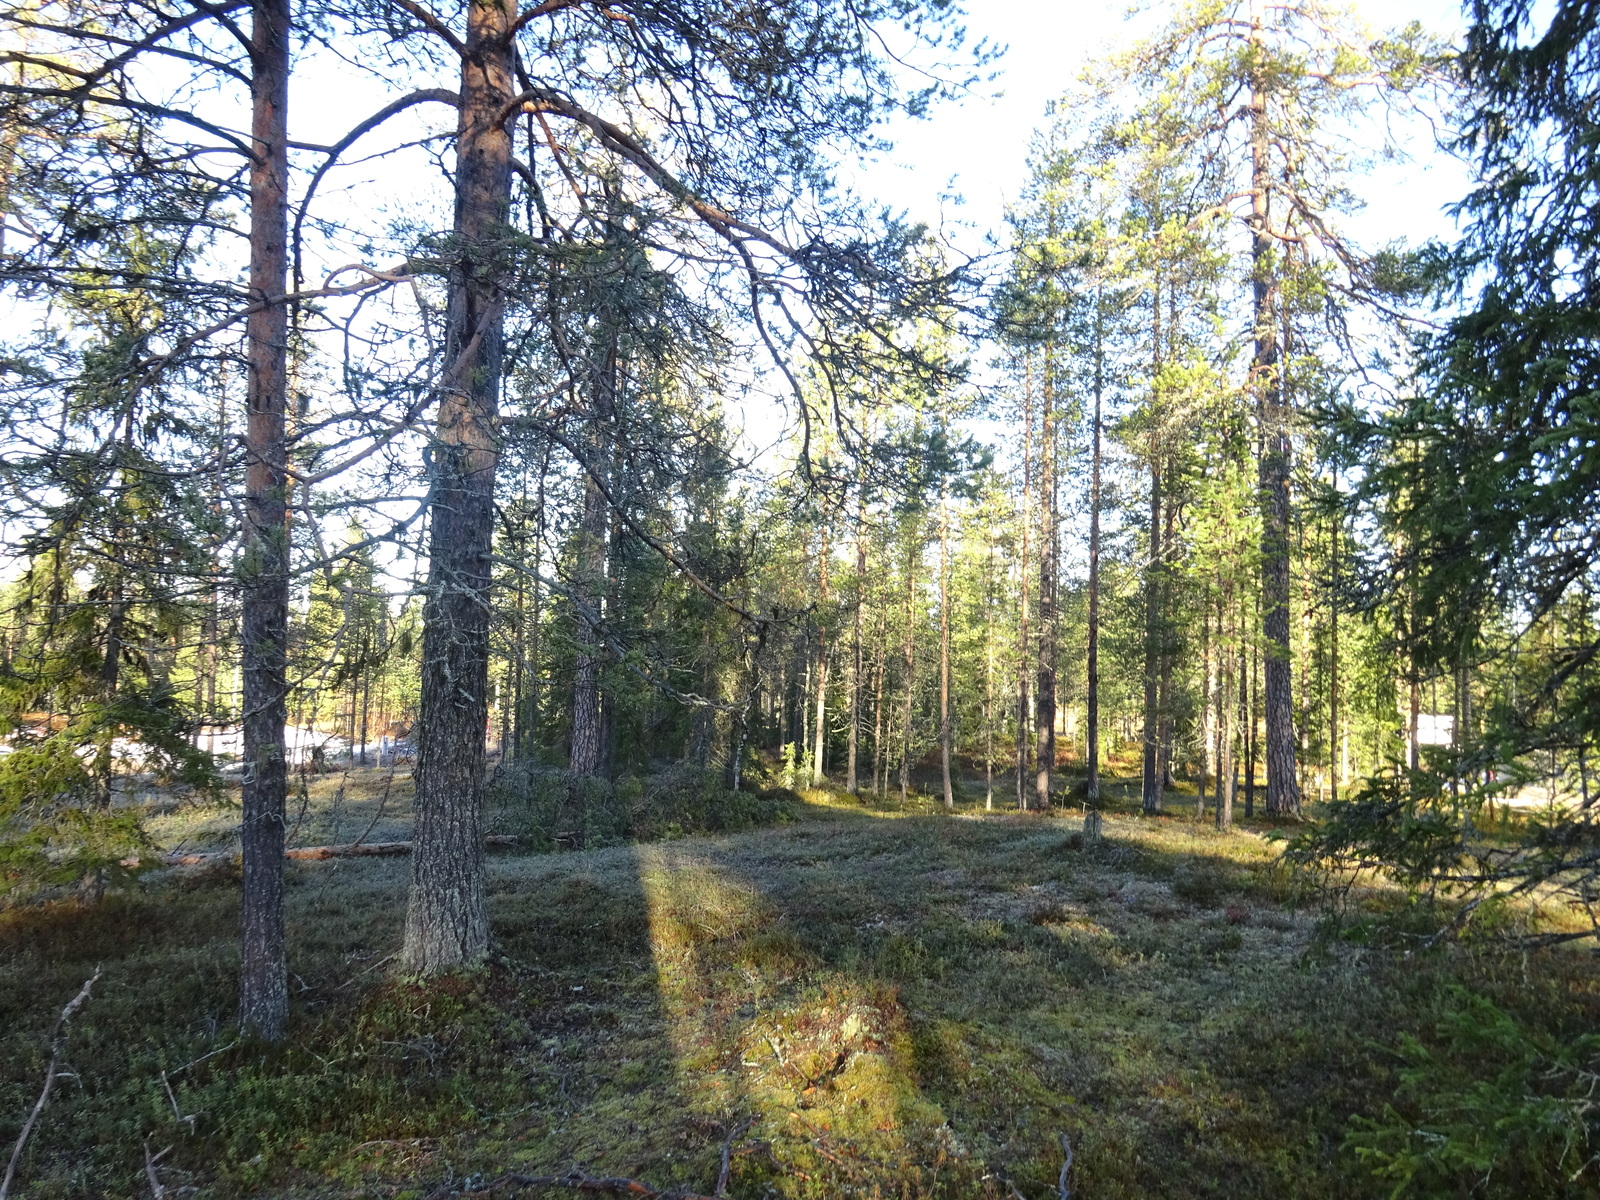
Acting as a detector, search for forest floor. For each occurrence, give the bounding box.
[3,769,1598,1199]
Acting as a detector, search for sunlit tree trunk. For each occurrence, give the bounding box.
[1086,293,1104,805]
[811,523,829,786]
[403,0,513,972]
[239,0,291,1039]
[1016,357,1032,810]
[1142,281,1164,814]
[848,492,866,793]
[872,598,887,795]
[1217,583,1237,830]
[1329,463,1340,797]
[985,526,995,812]
[900,537,915,803]
[1035,355,1057,810]
[939,477,954,810]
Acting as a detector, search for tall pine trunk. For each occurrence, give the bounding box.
[569,481,605,772]
[900,538,915,804]
[1086,294,1103,805]
[1249,3,1300,817]
[1015,361,1032,810]
[402,0,512,972]
[811,524,829,786]
[239,0,291,1040]
[1217,583,1237,830]
[1035,360,1057,810]
[1329,464,1340,797]
[1142,280,1164,815]
[848,494,865,793]
[939,479,953,811]
[872,599,887,795]
[1158,489,1177,790]
[985,530,995,811]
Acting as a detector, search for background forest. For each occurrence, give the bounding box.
[2,0,1600,1196]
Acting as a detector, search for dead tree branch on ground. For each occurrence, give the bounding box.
[0,970,100,1200]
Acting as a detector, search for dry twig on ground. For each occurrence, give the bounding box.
[427,1167,722,1199]
[1057,1132,1074,1200]
[0,970,100,1200]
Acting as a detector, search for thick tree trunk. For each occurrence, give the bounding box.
[402,0,512,973]
[238,0,291,1041]
[1250,8,1300,818]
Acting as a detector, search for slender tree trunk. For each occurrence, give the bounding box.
[522,443,549,759]
[1142,272,1164,815]
[569,367,611,780]
[1246,596,1259,817]
[359,661,370,766]
[1218,584,1237,830]
[794,636,809,775]
[1016,359,1033,810]
[1036,357,1057,810]
[1199,597,1213,819]
[776,654,788,759]
[403,0,512,972]
[1329,464,1340,798]
[1407,670,1421,774]
[940,479,954,811]
[848,494,866,793]
[1141,469,1164,814]
[900,536,915,804]
[872,598,887,796]
[238,0,292,1040]
[1158,480,1178,791]
[508,490,525,762]
[1086,295,1104,805]
[811,524,830,786]
[985,529,995,812]
[1249,3,1299,817]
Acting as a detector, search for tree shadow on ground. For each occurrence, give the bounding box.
[563,800,1452,1200]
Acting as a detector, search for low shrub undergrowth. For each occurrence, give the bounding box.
[486,762,797,850]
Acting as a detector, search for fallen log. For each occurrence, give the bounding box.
[141,835,518,869]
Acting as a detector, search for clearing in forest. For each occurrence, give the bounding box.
[2,785,1594,1199]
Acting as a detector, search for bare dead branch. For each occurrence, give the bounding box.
[715,1116,757,1196]
[149,835,518,868]
[142,1142,171,1200]
[0,971,100,1200]
[1057,1132,1074,1200]
[426,1167,722,1199]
